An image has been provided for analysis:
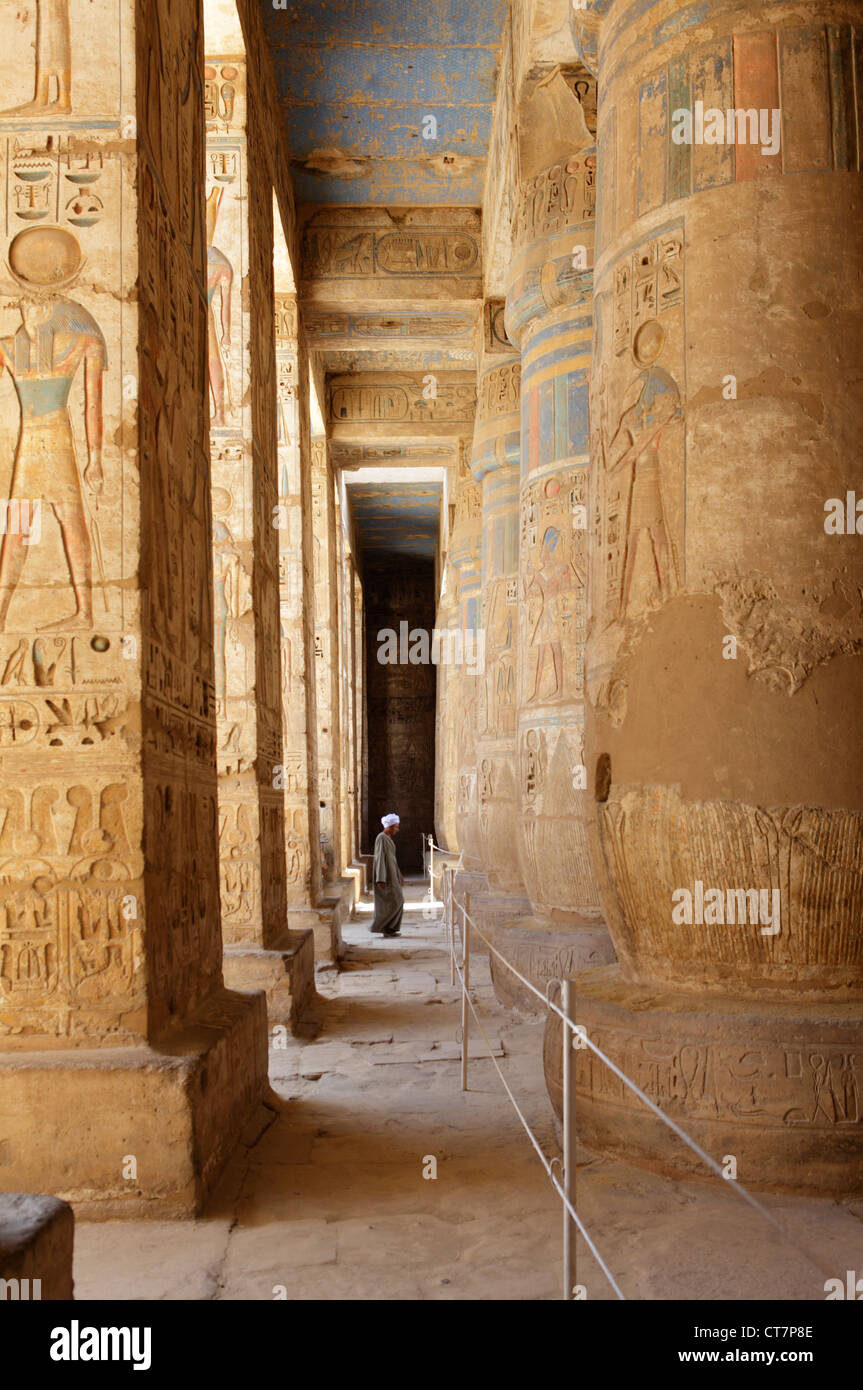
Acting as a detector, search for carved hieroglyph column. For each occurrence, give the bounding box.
[498,70,614,1006]
[205,64,316,1031]
[470,302,525,898]
[434,553,460,855]
[310,434,343,884]
[337,531,362,877]
[448,440,484,876]
[274,299,337,959]
[554,0,863,1194]
[0,0,267,1212]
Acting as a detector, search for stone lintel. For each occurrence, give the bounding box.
[301,285,482,317]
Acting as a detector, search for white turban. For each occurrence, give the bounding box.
[381,813,400,828]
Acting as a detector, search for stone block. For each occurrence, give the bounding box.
[0,990,268,1218]
[223,928,319,1037]
[0,1194,74,1300]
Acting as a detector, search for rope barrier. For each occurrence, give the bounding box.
[440,864,838,1297]
[451,944,625,1301]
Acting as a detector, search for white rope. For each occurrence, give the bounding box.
[452,948,625,1301]
[454,894,838,1283]
[548,1171,625,1301]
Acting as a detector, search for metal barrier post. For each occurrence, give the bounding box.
[562,977,574,1301]
[460,892,471,1091]
[428,834,434,911]
[449,870,456,987]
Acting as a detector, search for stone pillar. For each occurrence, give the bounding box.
[310,435,343,884]
[274,299,339,960]
[434,555,461,855]
[337,538,362,884]
[498,70,615,1008]
[448,440,484,883]
[0,0,267,1213]
[471,301,526,902]
[206,62,316,1033]
[558,0,863,1194]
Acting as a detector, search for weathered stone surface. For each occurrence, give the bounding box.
[0,0,268,1213]
[546,968,863,1197]
[572,0,863,1195]
[0,1193,74,1300]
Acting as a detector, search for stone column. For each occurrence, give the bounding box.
[559,0,863,1194]
[434,555,461,855]
[338,538,362,883]
[310,435,343,885]
[498,70,615,1008]
[448,441,484,882]
[471,301,526,905]
[274,299,340,960]
[205,62,316,1033]
[0,0,267,1213]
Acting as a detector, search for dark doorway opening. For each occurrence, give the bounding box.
[363,556,436,873]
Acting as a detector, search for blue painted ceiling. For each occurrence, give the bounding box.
[261,0,510,204]
[348,482,441,558]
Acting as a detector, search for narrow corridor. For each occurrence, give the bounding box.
[71,882,863,1302]
[73,883,561,1301]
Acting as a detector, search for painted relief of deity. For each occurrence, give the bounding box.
[592,226,686,628]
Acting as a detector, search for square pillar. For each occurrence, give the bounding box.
[0,0,268,1215]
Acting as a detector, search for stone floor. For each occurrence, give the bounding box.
[73,881,862,1301]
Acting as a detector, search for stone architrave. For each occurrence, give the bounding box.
[556,0,863,1196]
[0,0,268,1214]
[497,69,615,1009]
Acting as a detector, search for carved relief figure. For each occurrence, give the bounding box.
[206,188,234,426]
[606,319,682,617]
[0,228,106,633]
[525,526,576,703]
[3,0,71,115]
[211,487,243,713]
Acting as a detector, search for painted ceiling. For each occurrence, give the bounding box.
[261,0,509,204]
[347,482,442,558]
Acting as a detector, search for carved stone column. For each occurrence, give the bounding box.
[0,0,267,1213]
[310,434,343,884]
[470,302,528,905]
[499,70,615,1008]
[448,441,484,881]
[434,554,460,855]
[206,66,316,1034]
[274,300,341,961]
[556,0,863,1194]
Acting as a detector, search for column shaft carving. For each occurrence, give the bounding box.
[0,0,267,1213]
[558,0,863,1195]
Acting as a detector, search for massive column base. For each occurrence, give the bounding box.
[287,882,350,965]
[224,928,320,1038]
[544,966,863,1197]
[0,990,269,1219]
[488,917,616,1014]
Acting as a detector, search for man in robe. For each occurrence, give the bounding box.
[371,812,405,937]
